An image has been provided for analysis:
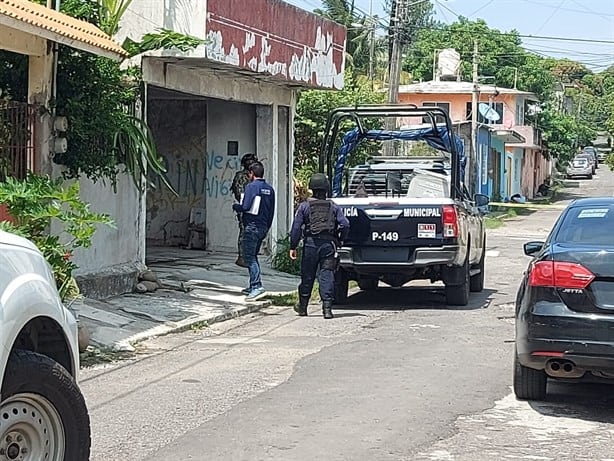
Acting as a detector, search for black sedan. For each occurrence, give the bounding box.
[514,197,614,400]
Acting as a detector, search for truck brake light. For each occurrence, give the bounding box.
[442,205,458,238]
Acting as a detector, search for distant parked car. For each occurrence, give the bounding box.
[514,197,614,401]
[596,150,609,163]
[0,230,90,460]
[581,147,599,170]
[566,157,593,179]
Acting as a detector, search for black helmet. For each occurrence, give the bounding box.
[241,153,258,169]
[309,173,329,192]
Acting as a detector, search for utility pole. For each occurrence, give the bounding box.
[384,0,407,155]
[387,0,405,106]
[368,0,375,90]
[470,40,479,193]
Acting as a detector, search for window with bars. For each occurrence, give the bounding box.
[0,101,37,181]
[421,102,450,124]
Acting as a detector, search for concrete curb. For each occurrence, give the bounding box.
[112,299,275,351]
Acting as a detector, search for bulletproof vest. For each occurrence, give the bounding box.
[306,199,336,238]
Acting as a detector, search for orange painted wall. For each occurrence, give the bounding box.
[398,92,519,127]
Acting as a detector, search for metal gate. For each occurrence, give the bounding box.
[0,100,37,181]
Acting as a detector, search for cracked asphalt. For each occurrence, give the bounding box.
[81,168,614,461]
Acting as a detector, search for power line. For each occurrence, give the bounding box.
[519,0,614,18]
[468,0,495,18]
[534,0,566,35]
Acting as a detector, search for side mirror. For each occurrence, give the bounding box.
[474,194,490,207]
[523,241,544,256]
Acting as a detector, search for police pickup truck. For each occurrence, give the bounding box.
[319,105,489,306]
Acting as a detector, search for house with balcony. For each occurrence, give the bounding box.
[398,80,547,200]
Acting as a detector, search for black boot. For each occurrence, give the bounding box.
[322,301,333,319]
[294,295,309,316]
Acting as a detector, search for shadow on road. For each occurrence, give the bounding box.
[336,285,497,311]
[529,381,614,424]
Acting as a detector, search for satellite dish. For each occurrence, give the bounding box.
[478,103,501,122]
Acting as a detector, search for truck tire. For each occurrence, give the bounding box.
[513,353,547,401]
[357,278,378,291]
[470,242,486,293]
[445,258,470,306]
[334,271,349,305]
[0,349,91,461]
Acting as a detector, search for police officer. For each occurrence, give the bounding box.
[289,173,350,319]
[231,153,258,267]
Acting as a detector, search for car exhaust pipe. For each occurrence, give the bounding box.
[545,359,584,378]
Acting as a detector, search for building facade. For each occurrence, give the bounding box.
[398,80,547,200]
[67,0,347,297]
[1,0,346,298]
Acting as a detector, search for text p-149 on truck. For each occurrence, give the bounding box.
[320,105,489,306]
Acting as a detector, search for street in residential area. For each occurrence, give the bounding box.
[79,168,614,461]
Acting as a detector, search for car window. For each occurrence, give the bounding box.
[555,205,614,245]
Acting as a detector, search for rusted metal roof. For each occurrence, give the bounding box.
[0,0,127,59]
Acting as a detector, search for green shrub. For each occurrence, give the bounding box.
[0,174,114,300]
[271,235,301,275]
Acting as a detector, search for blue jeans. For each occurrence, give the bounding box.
[242,224,267,290]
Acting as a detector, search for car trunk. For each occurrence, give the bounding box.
[550,244,614,314]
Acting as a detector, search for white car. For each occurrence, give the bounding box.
[566,157,593,179]
[0,231,90,460]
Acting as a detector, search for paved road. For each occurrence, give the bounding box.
[81,168,614,461]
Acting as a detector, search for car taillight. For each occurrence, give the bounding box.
[442,205,458,238]
[528,261,595,289]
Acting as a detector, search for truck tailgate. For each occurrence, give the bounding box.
[333,198,455,247]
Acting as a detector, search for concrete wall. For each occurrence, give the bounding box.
[54,171,145,299]
[206,99,256,251]
[146,97,208,247]
[144,59,295,107]
[520,150,549,199]
[118,0,208,55]
[398,92,520,126]
[119,0,346,90]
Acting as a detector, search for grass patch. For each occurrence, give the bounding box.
[265,292,298,306]
[80,346,134,368]
[265,284,323,306]
[189,320,209,331]
[484,215,505,229]
[484,207,532,229]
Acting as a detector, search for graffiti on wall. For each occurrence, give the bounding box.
[149,151,241,212]
[206,0,346,90]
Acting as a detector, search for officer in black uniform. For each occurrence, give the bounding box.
[289,173,350,319]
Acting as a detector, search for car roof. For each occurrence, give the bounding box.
[569,197,614,207]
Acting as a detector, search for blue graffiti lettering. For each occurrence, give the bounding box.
[149,151,239,205]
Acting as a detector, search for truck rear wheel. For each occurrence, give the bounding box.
[357,278,378,291]
[445,258,470,306]
[470,242,486,292]
[334,271,349,305]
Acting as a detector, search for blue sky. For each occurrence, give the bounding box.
[285,0,614,72]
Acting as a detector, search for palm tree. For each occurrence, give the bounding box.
[315,0,374,78]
